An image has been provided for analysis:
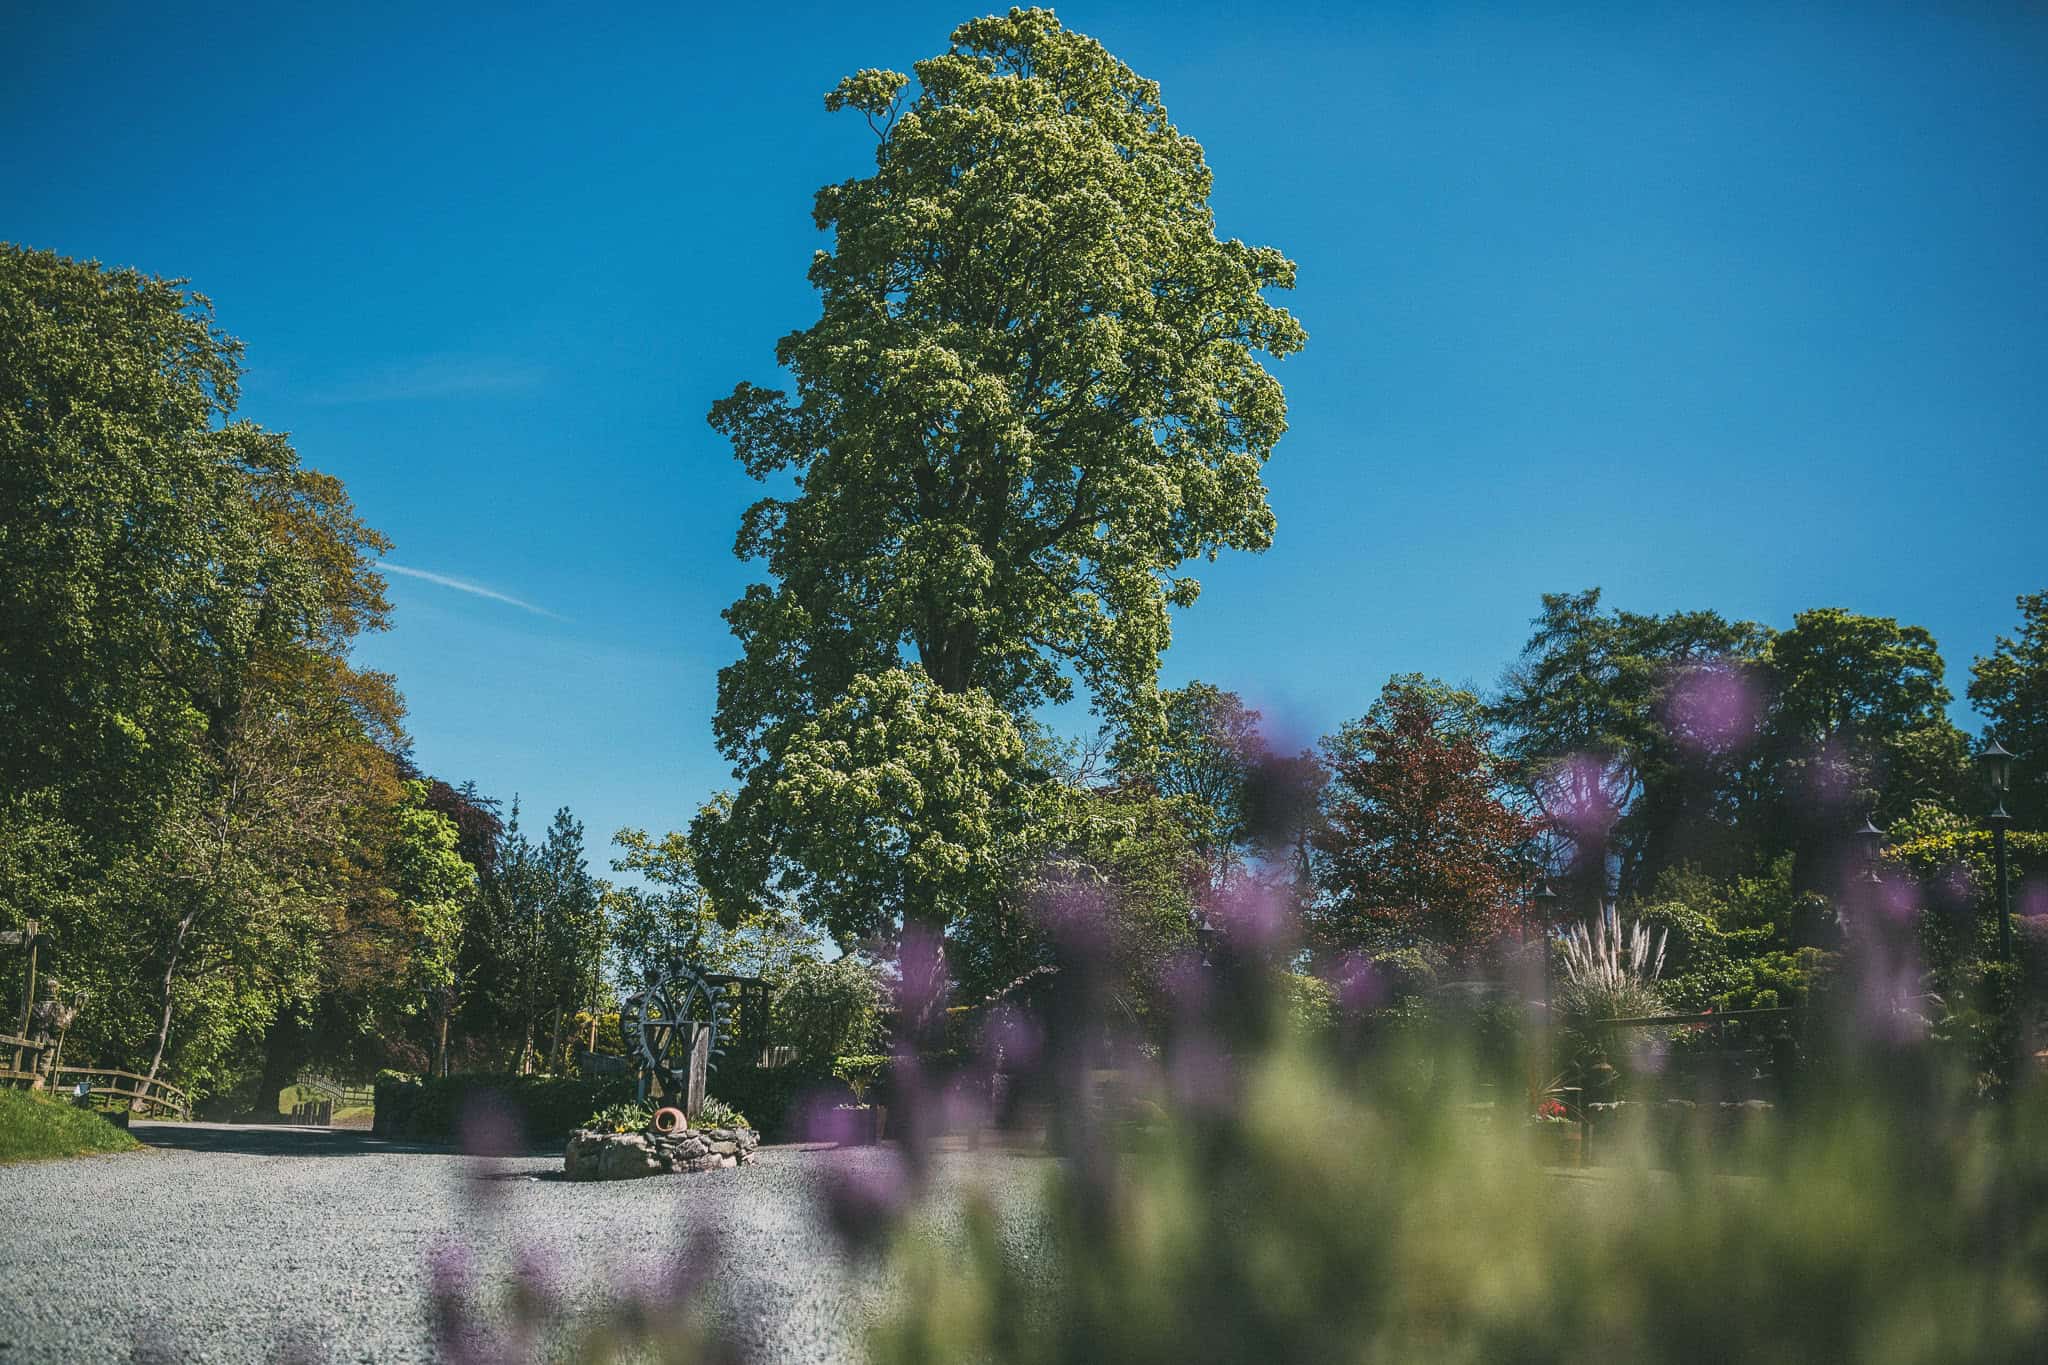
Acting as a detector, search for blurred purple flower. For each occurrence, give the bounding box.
[2019,877,2047,922]
[1662,664,1760,755]
[982,1003,1044,1073]
[511,1244,561,1316]
[1544,753,1623,844]
[822,1154,914,1254]
[428,1240,475,1299]
[1207,876,1295,954]
[1167,1034,1235,1114]
[459,1092,520,1159]
[1794,738,1859,814]
[1037,878,1115,960]
[1331,951,1387,1014]
[893,924,951,1046]
[427,1241,497,1365]
[1161,950,1212,1019]
[800,1095,865,1147]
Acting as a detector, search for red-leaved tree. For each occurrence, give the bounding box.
[1312,676,1531,968]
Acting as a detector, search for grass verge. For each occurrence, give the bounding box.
[0,1087,143,1162]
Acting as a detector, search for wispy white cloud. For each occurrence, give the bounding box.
[305,354,545,405]
[382,563,566,621]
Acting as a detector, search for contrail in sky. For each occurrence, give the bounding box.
[382,563,565,621]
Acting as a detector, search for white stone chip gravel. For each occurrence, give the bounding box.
[0,1121,1053,1364]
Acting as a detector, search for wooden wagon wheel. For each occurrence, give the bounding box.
[617,960,729,1099]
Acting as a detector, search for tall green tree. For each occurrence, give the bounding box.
[694,9,1304,942]
[1490,590,1768,904]
[456,803,607,1072]
[0,246,389,851]
[2,246,401,1101]
[1761,607,1968,889]
[1134,683,1267,889]
[1969,589,2048,830]
[605,820,821,983]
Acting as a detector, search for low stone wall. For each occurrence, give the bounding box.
[563,1124,760,1180]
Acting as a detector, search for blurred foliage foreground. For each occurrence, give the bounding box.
[874,1048,2048,1364]
[436,967,2048,1365]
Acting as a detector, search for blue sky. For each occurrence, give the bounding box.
[8,3,2046,873]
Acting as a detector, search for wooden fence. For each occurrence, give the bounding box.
[0,1041,192,1120]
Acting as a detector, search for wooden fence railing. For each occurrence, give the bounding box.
[0,1046,192,1120]
[53,1066,191,1120]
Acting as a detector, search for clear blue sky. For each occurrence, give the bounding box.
[8,2,2045,869]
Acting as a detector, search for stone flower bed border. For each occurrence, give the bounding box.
[564,1123,760,1180]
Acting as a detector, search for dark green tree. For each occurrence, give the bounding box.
[1969,589,2048,830]
[1490,590,1769,905]
[1761,607,1968,891]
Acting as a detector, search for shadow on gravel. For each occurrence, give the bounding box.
[129,1121,468,1158]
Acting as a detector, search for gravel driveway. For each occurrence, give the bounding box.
[0,1122,1051,1363]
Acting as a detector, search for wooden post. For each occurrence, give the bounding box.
[15,920,38,1035]
[5,921,38,1078]
[685,1022,710,1119]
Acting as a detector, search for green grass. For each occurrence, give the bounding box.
[0,1087,142,1162]
[276,1084,374,1126]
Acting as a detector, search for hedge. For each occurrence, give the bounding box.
[372,1072,635,1146]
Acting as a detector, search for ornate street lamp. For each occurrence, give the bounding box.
[1978,739,2017,963]
[1531,878,1559,1011]
[1192,910,1220,967]
[1853,816,1886,885]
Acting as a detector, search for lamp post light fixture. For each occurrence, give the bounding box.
[1192,910,1220,967]
[1853,816,1886,885]
[1978,739,2017,963]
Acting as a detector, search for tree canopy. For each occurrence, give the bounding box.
[697,9,1304,940]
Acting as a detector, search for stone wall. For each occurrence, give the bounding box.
[563,1124,760,1180]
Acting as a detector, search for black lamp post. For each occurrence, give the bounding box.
[1853,816,1886,885]
[1193,910,1220,967]
[1531,878,1559,1012]
[1978,739,2016,963]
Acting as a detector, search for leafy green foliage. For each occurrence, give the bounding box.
[696,1096,750,1131]
[867,1035,2048,1364]
[457,804,607,1073]
[1970,589,2048,829]
[831,1054,891,1103]
[584,1100,657,1134]
[605,822,821,985]
[1276,972,1335,1040]
[1491,589,1769,901]
[946,780,1199,1019]
[715,669,1042,942]
[696,8,1303,938]
[704,1064,819,1141]
[772,955,887,1064]
[1133,683,1268,885]
[1763,606,1969,834]
[1631,861,1831,1012]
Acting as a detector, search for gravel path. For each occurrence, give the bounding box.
[0,1122,1052,1363]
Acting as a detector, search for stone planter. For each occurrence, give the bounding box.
[1529,1121,1581,1168]
[564,1123,761,1180]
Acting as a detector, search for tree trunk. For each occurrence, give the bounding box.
[140,908,199,1106]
